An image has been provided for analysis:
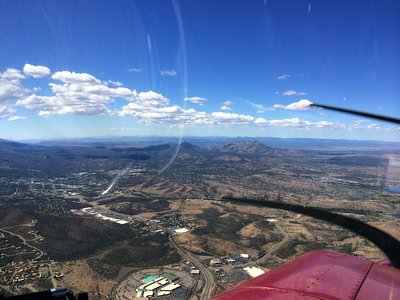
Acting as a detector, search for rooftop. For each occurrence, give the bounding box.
[142,275,157,283]
[160,272,178,282]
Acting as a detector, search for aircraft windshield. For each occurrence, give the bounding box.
[0,1,399,299]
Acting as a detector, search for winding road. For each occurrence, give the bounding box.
[0,227,44,263]
[169,234,213,300]
[75,196,213,299]
[73,196,301,300]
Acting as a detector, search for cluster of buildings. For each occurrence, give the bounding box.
[205,253,258,267]
[0,261,51,286]
[28,230,44,243]
[135,272,181,298]
[155,212,198,231]
[0,233,40,262]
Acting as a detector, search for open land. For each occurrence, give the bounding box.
[0,137,399,299]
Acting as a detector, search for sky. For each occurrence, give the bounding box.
[0,0,399,141]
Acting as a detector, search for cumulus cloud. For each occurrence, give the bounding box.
[1,68,25,80]
[348,120,384,131]
[17,70,140,116]
[223,101,234,106]
[107,80,123,87]
[277,74,290,80]
[272,104,285,109]
[4,66,386,133]
[282,90,306,96]
[220,105,232,110]
[211,112,257,125]
[184,96,207,106]
[23,64,51,78]
[0,104,16,119]
[160,69,177,77]
[120,103,211,125]
[132,91,169,106]
[0,68,30,102]
[17,94,111,116]
[273,99,313,111]
[220,101,234,111]
[52,71,101,84]
[285,99,313,110]
[7,115,26,121]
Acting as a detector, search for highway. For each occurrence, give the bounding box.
[75,195,214,299]
[169,234,213,300]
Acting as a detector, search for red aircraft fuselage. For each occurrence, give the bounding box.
[211,250,400,300]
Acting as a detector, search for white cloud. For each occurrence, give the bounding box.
[107,80,123,87]
[5,66,391,134]
[248,102,265,113]
[277,74,290,80]
[272,104,285,109]
[1,68,25,80]
[0,104,16,119]
[223,101,234,106]
[273,99,313,111]
[349,120,383,131]
[120,103,211,125]
[17,71,139,116]
[211,112,255,125]
[7,115,26,121]
[282,90,306,96]
[285,99,312,110]
[220,101,234,110]
[17,94,111,116]
[160,70,177,77]
[267,118,341,128]
[52,71,101,84]
[0,68,30,102]
[254,118,268,124]
[132,91,169,106]
[119,100,342,130]
[15,68,172,117]
[184,96,207,105]
[23,64,51,78]
[128,68,142,73]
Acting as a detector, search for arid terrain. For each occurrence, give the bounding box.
[0,137,399,299]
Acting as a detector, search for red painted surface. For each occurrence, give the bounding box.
[211,250,400,300]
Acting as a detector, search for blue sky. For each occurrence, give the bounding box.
[0,0,399,141]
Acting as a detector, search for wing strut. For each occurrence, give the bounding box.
[310,103,400,125]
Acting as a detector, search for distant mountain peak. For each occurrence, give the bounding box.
[222,141,272,153]
[179,142,198,149]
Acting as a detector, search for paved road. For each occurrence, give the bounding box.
[169,234,213,300]
[75,196,213,299]
[0,226,47,286]
[0,227,44,262]
[48,265,58,288]
[239,215,298,268]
